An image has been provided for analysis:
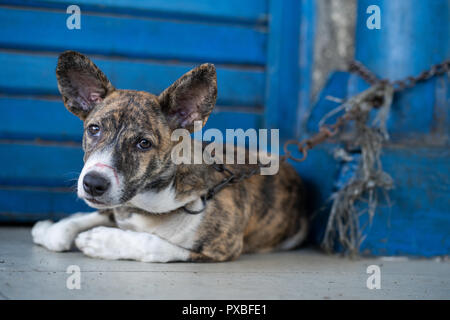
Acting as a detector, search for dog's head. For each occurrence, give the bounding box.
[56,51,217,209]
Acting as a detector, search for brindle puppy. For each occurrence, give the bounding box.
[31,51,308,262]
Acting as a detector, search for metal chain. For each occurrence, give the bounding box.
[183,162,265,214]
[349,59,450,92]
[204,163,263,200]
[283,58,450,162]
[184,59,449,212]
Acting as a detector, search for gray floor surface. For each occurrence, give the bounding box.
[0,226,448,300]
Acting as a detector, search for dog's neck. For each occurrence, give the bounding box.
[127,180,195,214]
[125,162,219,214]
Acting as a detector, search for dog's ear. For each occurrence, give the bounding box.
[56,51,115,120]
[158,63,217,132]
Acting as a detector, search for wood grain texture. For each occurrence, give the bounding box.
[264,0,302,140]
[0,187,91,221]
[0,96,263,142]
[336,147,450,257]
[0,7,267,65]
[0,51,265,107]
[4,0,268,25]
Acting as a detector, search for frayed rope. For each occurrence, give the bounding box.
[321,83,395,256]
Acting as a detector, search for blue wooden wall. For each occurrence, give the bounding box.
[0,0,312,222]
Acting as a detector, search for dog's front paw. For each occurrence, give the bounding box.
[31,219,77,251]
[75,227,127,260]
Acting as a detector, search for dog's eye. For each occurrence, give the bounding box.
[137,139,152,150]
[87,124,101,137]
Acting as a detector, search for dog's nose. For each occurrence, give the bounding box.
[83,172,110,197]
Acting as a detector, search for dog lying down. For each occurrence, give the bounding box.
[31,51,309,262]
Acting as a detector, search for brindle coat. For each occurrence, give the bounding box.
[46,51,309,262]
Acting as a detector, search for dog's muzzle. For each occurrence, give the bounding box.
[83,171,110,197]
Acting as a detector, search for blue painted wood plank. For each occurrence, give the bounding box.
[0,96,263,142]
[264,0,302,140]
[288,144,343,245]
[0,187,91,222]
[354,0,450,139]
[5,0,268,25]
[356,0,449,80]
[297,0,317,139]
[204,110,263,134]
[0,7,267,65]
[0,143,84,187]
[0,51,265,108]
[307,72,351,133]
[360,147,450,256]
[0,97,83,141]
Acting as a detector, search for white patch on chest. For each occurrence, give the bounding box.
[128,182,197,214]
[114,208,204,249]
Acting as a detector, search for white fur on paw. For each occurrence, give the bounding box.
[75,227,130,260]
[31,220,53,245]
[31,219,78,252]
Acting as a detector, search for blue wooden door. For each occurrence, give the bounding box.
[0,0,309,221]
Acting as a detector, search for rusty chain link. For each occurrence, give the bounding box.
[349,59,450,92]
[184,59,450,212]
[281,116,348,163]
[282,58,450,163]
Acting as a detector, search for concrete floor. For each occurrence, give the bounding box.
[0,226,448,300]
